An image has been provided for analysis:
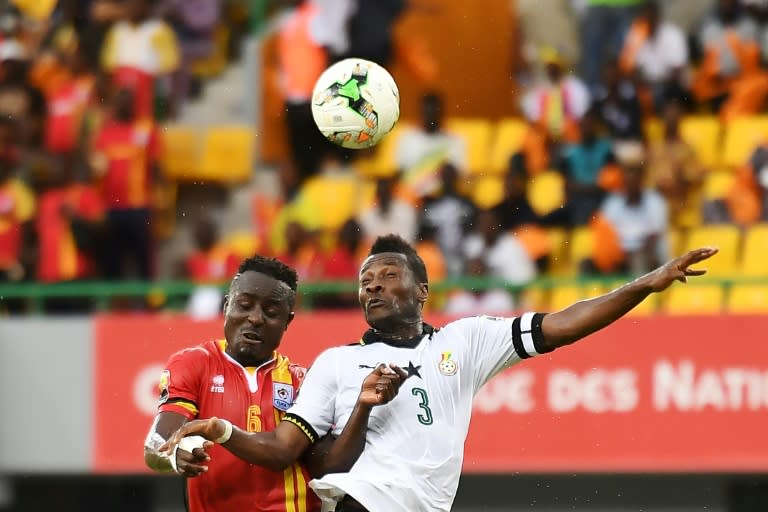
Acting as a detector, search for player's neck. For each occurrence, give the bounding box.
[373,320,424,344]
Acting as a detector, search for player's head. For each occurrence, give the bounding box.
[359,235,429,331]
[223,255,298,366]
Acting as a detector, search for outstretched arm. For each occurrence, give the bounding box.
[161,364,407,473]
[144,411,212,477]
[540,247,718,350]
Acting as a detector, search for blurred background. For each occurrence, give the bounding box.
[0,0,768,510]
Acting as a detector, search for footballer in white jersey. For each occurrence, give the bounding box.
[285,313,550,512]
[161,236,716,512]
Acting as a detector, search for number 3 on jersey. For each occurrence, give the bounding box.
[411,387,433,425]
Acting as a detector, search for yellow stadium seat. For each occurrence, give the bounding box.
[703,170,735,200]
[471,175,504,209]
[161,125,200,180]
[680,116,721,167]
[296,173,362,230]
[644,118,663,144]
[198,126,255,183]
[356,122,404,178]
[548,283,603,312]
[684,225,741,276]
[567,227,594,276]
[225,231,260,259]
[519,286,548,311]
[721,116,768,167]
[667,228,685,258]
[662,285,724,315]
[741,224,768,276]
[547,228,569,275]
[446,118,493,175]
[728,285,768,313]
[489,118,529,173]
[527,170,565,216]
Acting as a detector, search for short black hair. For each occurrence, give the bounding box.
[236,255,298,292]
[368,234,428,284]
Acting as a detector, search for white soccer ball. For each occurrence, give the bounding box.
[311,58,400,149]
[178,435,207,454]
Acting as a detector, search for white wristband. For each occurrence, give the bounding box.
[169,444,181,473]
[214,419,233,444]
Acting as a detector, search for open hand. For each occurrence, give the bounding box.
[359,364,408,406]
[161,418,226,459]
[640,247,719,293]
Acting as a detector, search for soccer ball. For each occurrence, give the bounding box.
[311,58,400,149]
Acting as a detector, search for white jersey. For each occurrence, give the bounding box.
[284,312,551,512]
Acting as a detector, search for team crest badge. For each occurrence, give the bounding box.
[273,383,294,411]
[158,370,170,404]
[438,352,458,376]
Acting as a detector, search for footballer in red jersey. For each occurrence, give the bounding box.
[144,255,407,512]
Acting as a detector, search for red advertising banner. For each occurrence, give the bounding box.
[94,313,768,473]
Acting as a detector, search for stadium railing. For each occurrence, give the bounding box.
[2,276,768,313]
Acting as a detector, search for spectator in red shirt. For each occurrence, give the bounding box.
[36,154,104,285]
[315,218,364,309]
[0,125,33,284]
[185,218,240,284]
[92,87,159,280]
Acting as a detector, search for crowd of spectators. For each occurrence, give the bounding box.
[0,0,240,312]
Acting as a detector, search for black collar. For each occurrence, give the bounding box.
[359,323,435,349]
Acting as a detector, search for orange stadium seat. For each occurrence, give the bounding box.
[445,118,493,175]
[727,285,768,313]
[684,225,741,276]
[161,125,200,180]
[741,223,768,276]
[680,116,721,168]
[489,118,529,174]
[662,285,724,315]
[721,116,768,168]
[198,126,255,183]
[471,175,504,209]
[527,170,564,216]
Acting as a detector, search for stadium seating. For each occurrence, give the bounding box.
[546,228,569,275]
[527,170,565,216]
[548,283,603,312]
[740,223,768,276]
[357,123,404,178]
[683,225,741,276]
[567,227,593,276]
[721,116,768,168]
[161,125,200,180]
[471,175,504,209]
[662,285,725,315]
[198,126,255,183]
[489,118,529,174]
[680,116,721,168]
[445,118,492,175]
[703,170,735,200]
[727,285,768,313]
[296,173,362,230]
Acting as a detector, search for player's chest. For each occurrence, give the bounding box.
[196,366,295,431]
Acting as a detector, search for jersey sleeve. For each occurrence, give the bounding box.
[452,313,552,392]
[157,347,208,419]
[282,348,339,444]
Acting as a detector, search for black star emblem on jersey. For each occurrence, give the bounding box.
[405,361,422,379]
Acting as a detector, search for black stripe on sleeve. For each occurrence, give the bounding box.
[282,413,319,444]
[511,316,531,359]
[530,313,553,354]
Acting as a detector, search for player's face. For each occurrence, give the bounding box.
[358,253,425,331]
[223,271,295,367]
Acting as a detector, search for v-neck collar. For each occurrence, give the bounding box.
[359,323,435,349]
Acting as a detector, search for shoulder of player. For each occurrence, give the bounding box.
[437,315,514,336]
[167,340,219,364]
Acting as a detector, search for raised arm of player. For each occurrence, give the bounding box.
[540,247,718,350]
[161,364,407,474]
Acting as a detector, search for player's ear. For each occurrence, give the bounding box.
[222,295,229,314]
[417,283,429,304]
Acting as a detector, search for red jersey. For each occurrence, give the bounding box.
[158,339,320,512]
[186,246,240,284]
[95,118,158,210]
[36,184,104,282]
[45,76,93,153]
